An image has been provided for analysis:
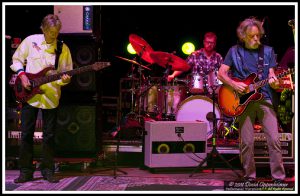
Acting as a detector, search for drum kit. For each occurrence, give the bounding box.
[116,34,235,139]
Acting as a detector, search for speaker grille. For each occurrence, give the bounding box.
[55,105,97,157]
[59,34,98,92]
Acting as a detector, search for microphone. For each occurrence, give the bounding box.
[206,112,214,122]
[288,19,294,27]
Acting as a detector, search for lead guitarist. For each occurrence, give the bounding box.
[10,14,73,183]
[217,17,286,183]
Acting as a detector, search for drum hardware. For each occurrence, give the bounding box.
[162,65,173,119]
[174,77,188,84]
[106,34,155,177]
[188,73,204,94]
[115,56,152,71]
[150,51,190,120]
[189,86,243,179]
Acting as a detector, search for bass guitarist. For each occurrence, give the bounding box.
[217,17,286,182]
[10,14,73,183]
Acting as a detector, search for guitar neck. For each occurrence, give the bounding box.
[252,70,292,90]
[34,65,93,86]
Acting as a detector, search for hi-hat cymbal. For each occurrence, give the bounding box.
[115,56,151,70]
[129,34,154,64]
[149,51,190,71]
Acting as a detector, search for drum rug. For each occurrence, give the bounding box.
[5,170,295,192]
[5,175,224,191]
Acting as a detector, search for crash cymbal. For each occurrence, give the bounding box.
[129,34,154,64]
[115,56,151,70]
[149,51,190,71]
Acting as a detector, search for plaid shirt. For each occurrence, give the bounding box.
[186,48,223,93]
[186,48,223,75]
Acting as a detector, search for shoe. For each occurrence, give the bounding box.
[43,174,59,183]
[14,174,33,183]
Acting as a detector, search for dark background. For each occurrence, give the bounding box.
[5,4,295,97]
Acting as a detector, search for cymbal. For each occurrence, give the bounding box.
[149,51,190,71]
[129,34,154,64]
[115,56,151,70]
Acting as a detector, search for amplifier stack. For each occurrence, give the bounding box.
[254,132,294,164]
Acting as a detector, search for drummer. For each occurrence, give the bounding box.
[167,32,223,96]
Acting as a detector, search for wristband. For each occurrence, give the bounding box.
[18,71,26,77]
[16,68,24,74]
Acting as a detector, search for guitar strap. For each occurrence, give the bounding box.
[257,45,264,80]
[257,45,278,110]
[54,40,63,70]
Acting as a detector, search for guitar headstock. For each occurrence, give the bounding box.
[289,68,294,74]
[286,68,294,75]
[91,62,111,71]
[279,68,294,77]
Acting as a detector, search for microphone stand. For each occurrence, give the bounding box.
[189,85,243,179]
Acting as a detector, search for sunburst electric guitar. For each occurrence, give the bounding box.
[10,62,111,103]
[218,69,293,117]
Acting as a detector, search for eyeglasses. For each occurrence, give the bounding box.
[204,41,216,45]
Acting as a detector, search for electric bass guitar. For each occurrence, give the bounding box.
[218,69,293,117]
[10,62,111,103]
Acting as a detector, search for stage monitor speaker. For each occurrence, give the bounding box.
[59,34,98,92]
[144,121,207,168]
[55,105,99,157]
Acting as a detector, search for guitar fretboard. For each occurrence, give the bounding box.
[252,70,293,90]
[34,66,93,87]
[31,62,110,87]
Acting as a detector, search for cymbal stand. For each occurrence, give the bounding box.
[98,58,142,178]
[91,123,127,178]
[162,64,172,120]
[128,60,137,115]
[189,85,243,179]
[135,47,150,170]
[136,56,145,123]
[109,56,144,178]
[112,125,128,178]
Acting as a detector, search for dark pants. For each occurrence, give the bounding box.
[18,103,57,176]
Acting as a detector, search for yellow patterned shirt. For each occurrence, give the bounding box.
[10,34,73,109]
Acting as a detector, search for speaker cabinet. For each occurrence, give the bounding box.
[144,121,207,168]
[55,105,99,157]
[59,34,98,92]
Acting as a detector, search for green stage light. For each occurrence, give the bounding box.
[182,42,195,55]
[127,43,136,54]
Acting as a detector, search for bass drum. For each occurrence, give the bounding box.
[176,95,221,139]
